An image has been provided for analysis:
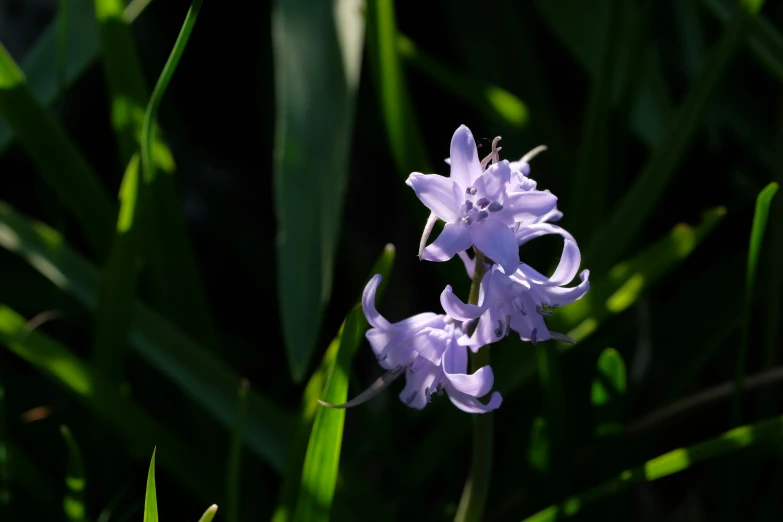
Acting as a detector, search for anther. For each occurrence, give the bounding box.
[488,201,503,212]
[476,211,489,222]
[531,328,538,345]
[494,319,504,339]
[466,187,478,196]
[536,305,553,316]
[476,197,490,209]
[464,200,474,211]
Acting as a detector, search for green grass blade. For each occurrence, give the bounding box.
[733,182,778,425]
[0,305,220,499]
[272,0,366,381]
[586,1,766,271]
[0,41,113,258]
[0,203,293,473]
[556,207,726,342]
[0,0,154,153]
[226,380,248,522]
[197,505,218,522]
[396,34,529,129]
[292,305,365,522]
[366,0,429,174]
[60,426,87,522]
[522,414,783,521]
[527,417,549,474]
[93,154,143,381]
[703,0,783,83]
[570,0,624,239]
[273,244,395,522]
[143,450,158,522]
[592,348,626,437]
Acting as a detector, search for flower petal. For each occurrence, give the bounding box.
[442,343,495,396]
[470,219,519,274]
[472,160,511,200]
[515,222,574,246]
[399,358,439,410]
[440,285,483,321]
[422,222,472,262]
[448,390,503,413]
[457,250,475,279]
[506,191,558,223]
[406,173,461,222]
[458,304,507,352]
[549,239,581,286]
[543,269,591,306]
[449,125,483,188]
[362,275,391,330]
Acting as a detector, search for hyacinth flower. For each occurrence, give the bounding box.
[406,125,557,273]
[441,223,590,350]
[319,275,502,413]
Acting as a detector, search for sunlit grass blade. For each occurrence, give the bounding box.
[143,450,158,522]
[592,348,626,437]
[0,41,113,258]
[227,379,248,522]
[0,0,155,152]
[556,207,726,342]
[396,34,528,129]
[570,0,623,240]
[733,182,778,425]
[60,426,86,522]
[521,414,783,521]
[367,0,429,174]
[0,305,220,498]
[703,0,783,83]
[293,305,365,522]
[197,504,218,522]
[93,154,143,381]
[586,0,766,271]
[0,203,293,473]
[273,244,394,522]
[272,0,366,382]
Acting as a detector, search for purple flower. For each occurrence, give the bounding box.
[406,125,557,273]
[320,275,502,413]
[441,223,590,350]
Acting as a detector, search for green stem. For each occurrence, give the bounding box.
[455,251,493,522]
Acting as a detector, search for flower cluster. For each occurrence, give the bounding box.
[324,125,590,414]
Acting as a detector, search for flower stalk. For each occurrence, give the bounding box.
[455,250,493,522]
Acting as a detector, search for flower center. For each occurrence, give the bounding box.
[459,192,503,226]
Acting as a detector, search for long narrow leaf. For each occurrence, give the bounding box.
[293,305,365,522]
[0,42,113,258]
[272,0,366,381]
[396,34,528,129]
[197,505,218,522]
[274,244,395,522]
[0,305,220,498]
[592,348,626,437]
[733,182,778,425]
[0,203,293,473]
[60,426,87,522]
[586,0,766,270]
[143,450,158,522]
[522,414,783,521]
[366,0,429,174]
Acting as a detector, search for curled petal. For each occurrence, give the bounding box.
[469,219,519,274]
[448,390,503,413]
[406,173,462,222]
[440,285,483,321]
[449,125,483,188]
[543,269,591,306]
[362,275,391,330]
[422,222,472,262]
[549,239,580,286]
[318,366,405,409]
[515,222,574,246]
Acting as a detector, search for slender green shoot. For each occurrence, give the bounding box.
[60,426,86,522]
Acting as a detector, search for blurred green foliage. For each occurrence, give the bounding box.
[0,0,782,521]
